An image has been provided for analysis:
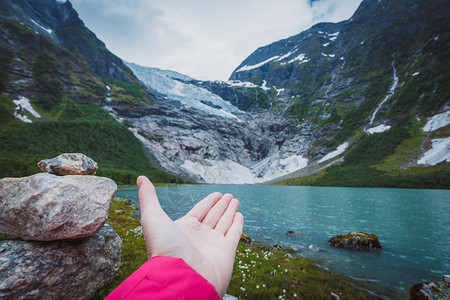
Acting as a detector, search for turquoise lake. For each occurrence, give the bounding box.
[116,185,450,298]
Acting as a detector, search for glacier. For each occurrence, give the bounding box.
[181,153,308,185]
[126,62,241,119]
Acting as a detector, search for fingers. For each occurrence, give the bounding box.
[202,193,234,228]
[186,192,223,221]
[137,175,163,214]
[226,212,244,249]
[214,198,240,235]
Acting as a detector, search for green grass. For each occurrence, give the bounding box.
[0,97,184,185]
[276,116,450,189]
[228,244,379,300]
[95,198,383,299]
[92,198,148,299]
[373,120,426,172]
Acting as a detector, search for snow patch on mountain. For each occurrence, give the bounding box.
[13,96,41,123]
[366,124,391,134]
[318,142,349,163]
[30,19,52,34]
[226,80,258,88]
[275,49,298,62]
[236,56,280,72]
[281,53,309,65]
[417,137,450,166]
[423,111,450,132]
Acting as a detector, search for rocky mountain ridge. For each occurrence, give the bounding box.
[1,0,448,187]
[1,0,134,83]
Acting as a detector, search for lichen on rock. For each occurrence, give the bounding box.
[0,225,122,300]
[328,231,382,251]
[0,173,116,241]
[409,281,450,300]
[37,153,98,176]
[240,233,253,245]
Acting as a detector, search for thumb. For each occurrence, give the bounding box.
[137,175,164,214]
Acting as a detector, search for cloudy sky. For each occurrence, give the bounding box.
[70,0,363,81]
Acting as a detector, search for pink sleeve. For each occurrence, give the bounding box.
[105,256,221,300]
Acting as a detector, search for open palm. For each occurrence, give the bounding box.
[137,176,244,298]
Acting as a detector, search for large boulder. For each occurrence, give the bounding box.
[328,231,382,251]
[37,153,98,176]
[0,225,122,300]
[409,281,450,300]
[0,173,116,241]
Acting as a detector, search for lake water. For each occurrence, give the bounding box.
[116,185,450,299]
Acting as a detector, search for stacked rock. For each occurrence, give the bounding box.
[0,153,122,299]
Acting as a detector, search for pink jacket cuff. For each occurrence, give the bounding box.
[105,255,221,300]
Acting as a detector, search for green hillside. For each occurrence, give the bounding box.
[0,95,184,185]
[0,17,184,185]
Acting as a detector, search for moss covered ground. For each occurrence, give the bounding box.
[95,198,383,299]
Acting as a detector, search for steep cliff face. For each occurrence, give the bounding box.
[1,0,135,83]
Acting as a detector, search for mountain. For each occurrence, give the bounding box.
[0,0,184,184]
[223,0,449,187]
[123,0,448,187]
[124,62,311,184]
[1,0,134,83]
[1,0,448,188]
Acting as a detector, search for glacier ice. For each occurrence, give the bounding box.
[126,62,241,119]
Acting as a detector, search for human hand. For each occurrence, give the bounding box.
[137,176,244,298]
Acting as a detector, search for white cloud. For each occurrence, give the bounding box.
[70,0,362,81]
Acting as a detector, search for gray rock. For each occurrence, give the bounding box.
[37,153,98,176]
[444,275,450,284]
[0,225,122,300]
[0,173,116,241]
[409,281,450,300]
[285,230,305,237]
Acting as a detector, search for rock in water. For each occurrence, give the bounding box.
[0,225,122,300]
[0,173,116,241]
[328,231,382,251]
[37,153,98,176]
[240,233,252,244]
[409,281,450,300]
